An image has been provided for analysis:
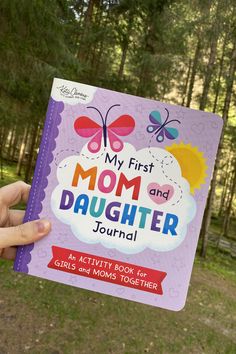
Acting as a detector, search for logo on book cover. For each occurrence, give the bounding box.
[51,79,96,105]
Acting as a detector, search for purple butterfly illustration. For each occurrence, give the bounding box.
[147,108,181,143]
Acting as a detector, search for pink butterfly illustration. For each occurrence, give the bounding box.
[74,104,135,153]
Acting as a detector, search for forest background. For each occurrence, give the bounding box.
[0,1,236,352]
[1,0,235,257]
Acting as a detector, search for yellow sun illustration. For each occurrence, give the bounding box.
[166,142,208,194]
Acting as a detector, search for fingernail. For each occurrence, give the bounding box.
[36,220,51,235]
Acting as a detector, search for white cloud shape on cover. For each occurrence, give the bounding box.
[51,143,196,254]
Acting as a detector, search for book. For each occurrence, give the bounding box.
[14,78,223,311]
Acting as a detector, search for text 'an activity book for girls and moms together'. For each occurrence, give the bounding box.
[14,78,222,311]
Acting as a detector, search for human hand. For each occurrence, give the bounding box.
[0,181,51,260]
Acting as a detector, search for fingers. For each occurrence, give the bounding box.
[0,219,51,248]
[8,210,25,226]
[0,181,31,208]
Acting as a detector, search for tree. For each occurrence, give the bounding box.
[199,1,222,110]
[0,0,80,180]
[200,31,236,257]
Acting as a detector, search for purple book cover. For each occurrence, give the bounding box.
[14,78,223,311]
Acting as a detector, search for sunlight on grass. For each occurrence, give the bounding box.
[195,247,236,284]
[0,160,26,209]
[0,160,22,187]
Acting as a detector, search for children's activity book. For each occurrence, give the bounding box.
[14,78,222,311]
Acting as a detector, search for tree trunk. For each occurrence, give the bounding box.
[200,38,236,257]
[118,41,129,79]
[200,1,220,110]
[181,59,192,106]
[218,150,232,217]
[24,123,38,184]
[89,5,104,70]
[118,12,133,78]
[7,128,15,158]
[90,5,111,80]
[222,43,236,121]
[199,35,218,110]
[10,132,19,161]
[92,39,104,79]
[213,38,227,113]
[16,124,30,176]
[200,166,217,257]
[77,0,96,63]
[223,166,234,215]
[220,160,236,238]
[136,2,168,97]
[186,38,201,107]
[136,22,156,97]
[35,123,42,152]
[1,127,8,156]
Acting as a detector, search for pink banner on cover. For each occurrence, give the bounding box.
[48,246,167,295]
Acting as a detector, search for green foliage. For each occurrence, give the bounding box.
[0,0,235,237]
[0,0,80,120]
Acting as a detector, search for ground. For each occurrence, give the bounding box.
[0,246,235,354]
[0,161,236,354]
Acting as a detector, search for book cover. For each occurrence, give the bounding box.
[14,78,223,311]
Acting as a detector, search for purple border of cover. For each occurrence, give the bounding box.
[14,98,64,273]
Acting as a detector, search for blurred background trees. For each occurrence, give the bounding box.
[0,0,235,256]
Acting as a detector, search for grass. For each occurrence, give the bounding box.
[211,216,236,241]
[196,246,236,285]
[0,159,28,210]
[0,247,236,353]
[0,161,236,353]
[0,159,22,188]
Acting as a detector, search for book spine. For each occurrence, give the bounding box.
[14,97,64,273]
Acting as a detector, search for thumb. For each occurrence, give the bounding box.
[0,219,51,248]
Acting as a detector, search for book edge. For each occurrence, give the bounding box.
[14,96,64,273]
